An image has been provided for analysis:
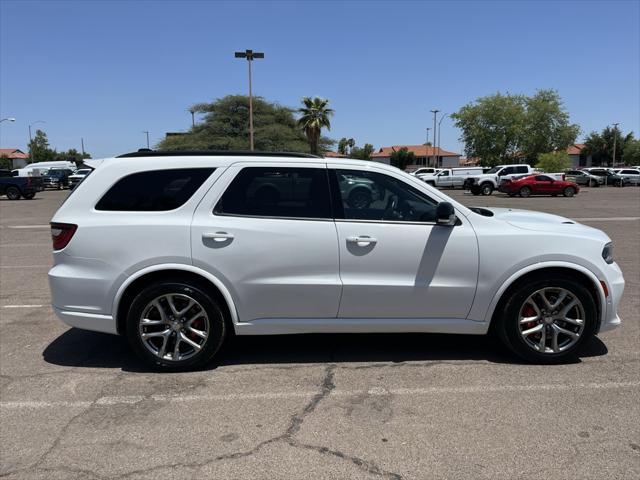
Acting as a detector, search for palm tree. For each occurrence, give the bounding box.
[297,97,334,155]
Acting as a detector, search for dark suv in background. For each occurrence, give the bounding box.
[42,168,73,189]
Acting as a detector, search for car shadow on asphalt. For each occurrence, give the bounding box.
[42,328,609,373]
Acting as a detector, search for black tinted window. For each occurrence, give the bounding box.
[334,170,438,222]
[96,168,214,211]
[215,167,331,219]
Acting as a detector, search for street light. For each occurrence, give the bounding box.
[189,109,196,128]
[0,117,16,123]
[235,49,264,151]
[425,128,431,166]
[430,109,440,167]
[612,123,620,167]
[437,113,449,158]
[142,131,150,149]
[28,120,46,163]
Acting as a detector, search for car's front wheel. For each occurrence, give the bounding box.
[126,281,227,371]
[480,183,493,196]
[496,275,597,364]
[519,186,531,198]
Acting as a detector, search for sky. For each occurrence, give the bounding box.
[1,0,639,158]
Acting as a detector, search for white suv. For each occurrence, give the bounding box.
[49,151,625,370]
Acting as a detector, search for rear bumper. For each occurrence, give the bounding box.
[52,306,117,334]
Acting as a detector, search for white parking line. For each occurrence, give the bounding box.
[1,225,50,229]
[0,265,51,269]
[1,381,638,409]
[574,217,640,221]
[2,305,46,309]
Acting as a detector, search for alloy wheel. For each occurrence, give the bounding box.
[518,287,585,354]
[138,293,210,362]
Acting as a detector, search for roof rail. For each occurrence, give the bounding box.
[116,149,321,159]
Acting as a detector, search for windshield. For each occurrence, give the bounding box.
[485,166,501,174]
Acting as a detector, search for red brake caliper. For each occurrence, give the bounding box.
[522,305,538,330]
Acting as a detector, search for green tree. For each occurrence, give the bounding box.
[536,151,572,172]
[582,127,634,166]
[56,148,91,165]
[451,92,526,166]
[0,154,11,170]
[28,129,57,163]
[297,97,334,155]
[389,147,415,170]
[338,138,348,155]
[622,138,640,165]
[350,143,374,160]
[520,90,580,163]
[158,95,333,153]
[451,89,579,166]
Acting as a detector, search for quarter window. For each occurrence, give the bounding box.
[96,168,214,211]
[214,167,332,219]
[332,170,438,222]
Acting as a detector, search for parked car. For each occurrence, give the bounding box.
[464,164,535,195]
[583,168,626,187]
[42,168,73,189]
[565,170,603,187]
[613,168,640,186]
[421,167,484,188]
[411,167,442,177]
[13,161,76,177]
[48,150,624,370]
[68,168,92,189]
[499,174,579,197]
[0,175,38,200]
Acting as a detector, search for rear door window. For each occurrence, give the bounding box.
[214,167,331,219]
[96,168,214,211]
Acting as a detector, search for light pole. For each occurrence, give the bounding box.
[430,109,440,166]
[142,131,150,149]
[425,128,431,166]
[612,123,620,167]
[437,113,449,157]
[189,109,195,128]
[28,120,46,163]
[235,49,264,151]
[0,117,16,123]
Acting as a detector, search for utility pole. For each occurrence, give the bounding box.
[438,113,448,157]
[235,49,264,151]
[612,123,620,167]
[189,109,195,127]
[142,131,150,149]
[425,128,431,166]
[430,109,440,167]
[81,138,85,157]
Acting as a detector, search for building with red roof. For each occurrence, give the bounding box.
[371,145,461,168]
[0,148,29,169]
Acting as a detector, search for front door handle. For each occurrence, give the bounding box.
[346,235,378,246]
[202,231,234,242]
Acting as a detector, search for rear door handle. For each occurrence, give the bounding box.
[202,231,234,241]
[346,235,377,246]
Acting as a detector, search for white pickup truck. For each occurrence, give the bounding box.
[464,164,539,195]
[421,167,484,188]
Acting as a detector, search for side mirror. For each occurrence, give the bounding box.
[435,202,456,226]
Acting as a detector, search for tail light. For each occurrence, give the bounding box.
[50,223,77,250]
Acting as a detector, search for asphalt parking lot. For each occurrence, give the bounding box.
[1,187,639,480]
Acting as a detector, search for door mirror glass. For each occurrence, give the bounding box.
[435,202,456,226]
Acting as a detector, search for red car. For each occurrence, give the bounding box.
[499,174,580,197]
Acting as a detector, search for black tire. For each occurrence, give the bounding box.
[5,186,21,200]
[519,186,531,198]
[126,281,227,371]
[480,183,493,196]
[23,192,35,200]
[563,186,575,197]
[496,274,597,364]
[347,188,372,209]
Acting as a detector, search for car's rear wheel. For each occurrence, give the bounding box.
[126,281,226,371]
[496,275,597,364]
[519,186,531,198]
[480,183,493,196]
[5,186,21,200]
[563,186,576,197]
